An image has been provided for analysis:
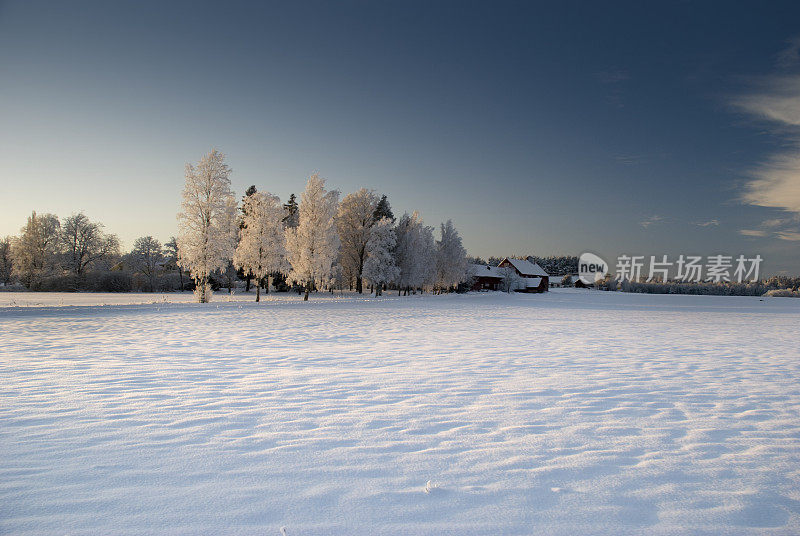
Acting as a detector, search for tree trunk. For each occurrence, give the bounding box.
[356,276,363,294]
[245,273,252,292]
[264,275,270,295]
[256,284,260,302]
[304,282,310,301]
[197,276,209,303]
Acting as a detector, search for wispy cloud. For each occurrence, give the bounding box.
[733,38,800,216]
[739,229,769,237]
[736,214,800,241]
[694,219,720,227]
[776,230,800,241]
[640,215,665,229]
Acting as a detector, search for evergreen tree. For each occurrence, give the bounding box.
[164,237,184,290]
[372,194,395,223]
[0,236,13,285]
[283,193,299,228]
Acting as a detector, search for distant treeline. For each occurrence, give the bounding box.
[595,275,800,297]
[468,255,579,276]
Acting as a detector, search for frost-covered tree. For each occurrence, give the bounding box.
[336,188,378,293]
[363,217,399,296]
[219,195,241,293]
[129,236,163,292]
[60,212,120,277]
[0,237,13,285]
[394,211,436,295]
[176,149,237,302]
[11,211,61,289]
[435,220,469,292]
[499,265,521,293]
[240,185,258,291]
[234,191,287,302]
[285,173,340,300]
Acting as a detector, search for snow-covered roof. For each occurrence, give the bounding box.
[502,258,549,277]
[523,277,542,288]
[469,264,504,279]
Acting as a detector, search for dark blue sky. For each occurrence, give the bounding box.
[2,1,799,273]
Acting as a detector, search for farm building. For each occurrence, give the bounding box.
[497,258,550,293]
[469,264,505,291]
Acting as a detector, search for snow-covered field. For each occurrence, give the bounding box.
[1,290,799,535]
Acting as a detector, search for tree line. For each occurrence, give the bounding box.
[0,150,476,299]
[0,210,192,293]
[175,150,470,302]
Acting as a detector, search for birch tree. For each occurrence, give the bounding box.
[336,188,378,293]
[234,191,287,302]
[435,220,469,292]
[363,217,399,296]
[285,173,340,300]
[394,211,435,295]
[176,149,236,302]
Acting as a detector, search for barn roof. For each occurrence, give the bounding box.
[502,258,549,277]
[469,264,504,279]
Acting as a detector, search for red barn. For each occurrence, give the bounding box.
[469,264,504,291]
[497,258,550,293]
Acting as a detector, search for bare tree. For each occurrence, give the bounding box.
[60,212,120,277]
[129,236,164,292]
[11,211,61,289]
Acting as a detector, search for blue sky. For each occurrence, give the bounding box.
[1,1,800,273]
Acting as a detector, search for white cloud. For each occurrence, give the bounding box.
[639,215,665,229]
[733,75,800,214]
[694,219,720,227]
[739,229,769,237]
[776,230,800,241]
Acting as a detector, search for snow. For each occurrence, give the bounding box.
[501,257,549,277]
[2,289,799,534]
[469,263,504,278]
